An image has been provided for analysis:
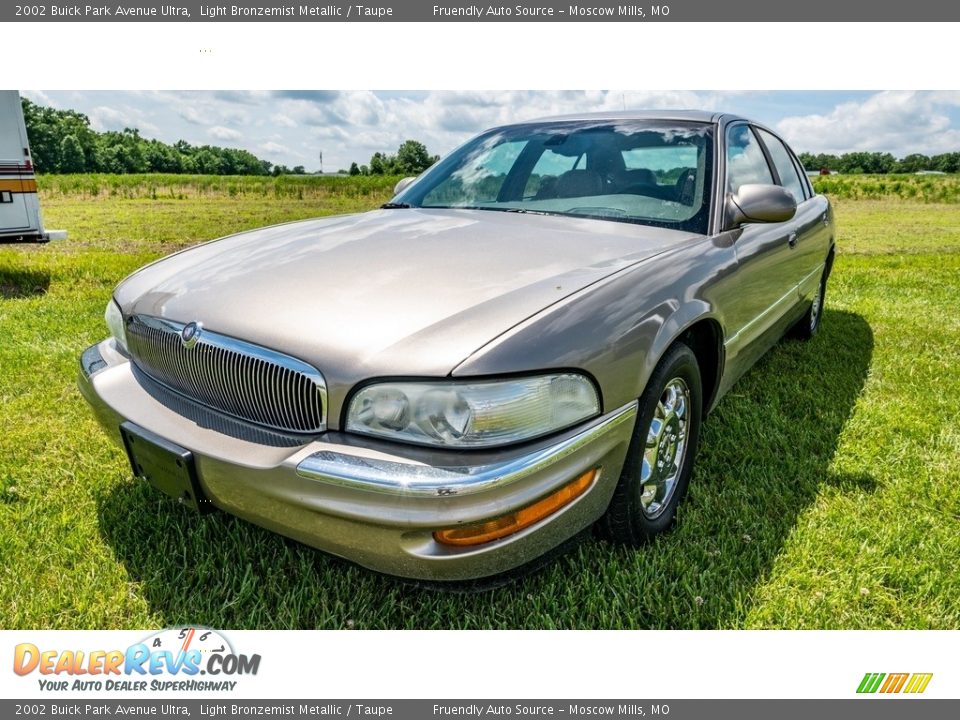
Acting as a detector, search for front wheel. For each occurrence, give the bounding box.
[598,342,703,545]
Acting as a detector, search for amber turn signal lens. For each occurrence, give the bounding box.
[433,468,598,547]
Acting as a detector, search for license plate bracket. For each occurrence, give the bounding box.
[120,422,214,514]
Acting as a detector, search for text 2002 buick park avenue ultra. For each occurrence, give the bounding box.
[80,112,834,581]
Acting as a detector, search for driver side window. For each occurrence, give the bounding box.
[726,124,773,193]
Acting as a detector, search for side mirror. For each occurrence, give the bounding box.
[394,176,417,195]
[726,184,797,228]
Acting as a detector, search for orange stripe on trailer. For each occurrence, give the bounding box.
[0,179,37,192]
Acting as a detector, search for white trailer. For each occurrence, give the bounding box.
[1,90,66,243]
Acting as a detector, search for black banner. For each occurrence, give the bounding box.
[4,0,960,22]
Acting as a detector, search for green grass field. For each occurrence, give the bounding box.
[1,174,957,629]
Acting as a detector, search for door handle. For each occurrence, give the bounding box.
[787,232,799,248]
[822,213,829,226]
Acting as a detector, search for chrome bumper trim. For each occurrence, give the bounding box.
[295,402,638,497]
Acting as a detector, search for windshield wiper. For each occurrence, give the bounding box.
[413,205,552,216]
[503,208,552,216]
[381,202,412,209]
[430,205,552,216]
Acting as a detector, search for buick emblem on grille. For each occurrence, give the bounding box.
[180,321,202,349]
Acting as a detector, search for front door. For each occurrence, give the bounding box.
[722,123,801,367]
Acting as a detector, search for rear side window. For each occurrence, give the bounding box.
[725,124,773,193]
[756,127,808,202]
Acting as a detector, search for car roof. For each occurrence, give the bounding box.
[516,109,739,125]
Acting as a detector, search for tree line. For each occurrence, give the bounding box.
[799,151,960,174]
[21,98,304,176]
[22,98,441,178]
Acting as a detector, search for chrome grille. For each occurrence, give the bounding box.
[126,315,326,434]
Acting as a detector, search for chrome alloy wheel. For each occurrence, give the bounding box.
[810,282,823,331]
[639,377,691,519]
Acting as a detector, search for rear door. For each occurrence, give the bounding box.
[754,126,830,300]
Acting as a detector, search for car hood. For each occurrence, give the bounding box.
[116,208,695,422]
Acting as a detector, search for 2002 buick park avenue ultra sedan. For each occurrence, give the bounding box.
[80,111,835,581]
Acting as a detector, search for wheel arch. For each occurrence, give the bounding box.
[641,305,725,416]
[678,317,725,415]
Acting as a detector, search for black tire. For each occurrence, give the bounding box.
[791,266,829,341]
[598,342,703,545]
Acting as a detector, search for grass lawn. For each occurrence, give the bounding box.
[1,175,957,629]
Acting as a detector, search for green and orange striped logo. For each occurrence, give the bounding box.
[857,672,933,694]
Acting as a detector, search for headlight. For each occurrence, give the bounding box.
[346,374,600,448]
[104,299,128,352]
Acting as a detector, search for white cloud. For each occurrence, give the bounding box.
[88,105,125,130]
[777,91,960,155]
[21,89,58,107]
[213,90,271,105]
[87,105,159,135]
[208,126,242,142]
[179,106,206,125]
[217,107,250,125]
[271,113,297,128]
[260,141,290,155]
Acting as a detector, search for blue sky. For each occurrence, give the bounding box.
[22,90,960,172]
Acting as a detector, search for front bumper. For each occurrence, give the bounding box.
[79,339,637,581]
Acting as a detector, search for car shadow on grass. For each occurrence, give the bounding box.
[0,265,50,299]
[96,309,873,629]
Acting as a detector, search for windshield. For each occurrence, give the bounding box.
[394,120,714,234]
